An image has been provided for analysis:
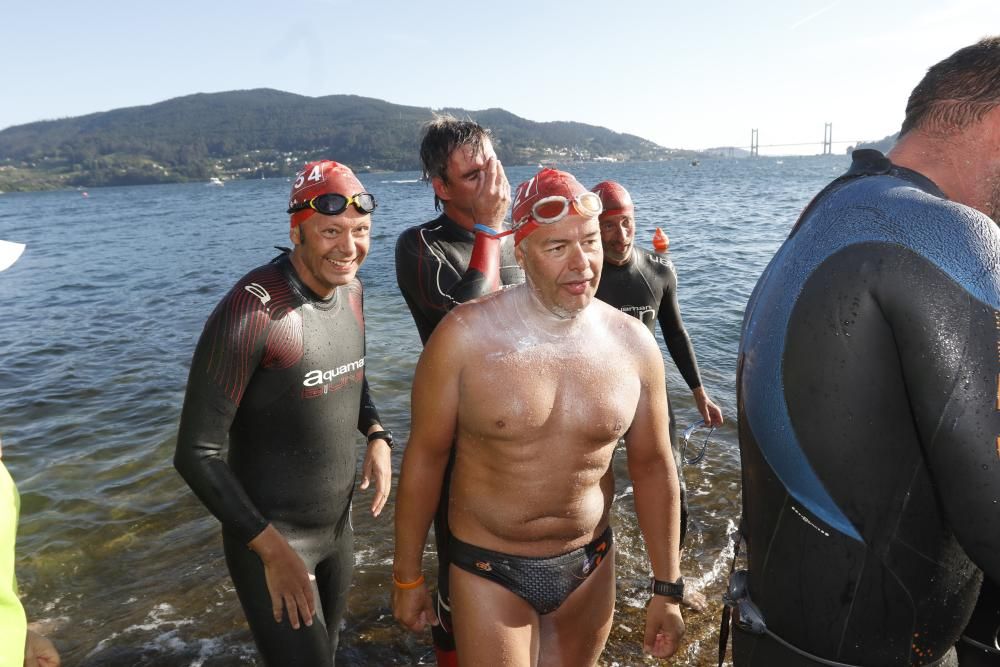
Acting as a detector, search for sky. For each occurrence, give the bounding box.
[2,0,998,156]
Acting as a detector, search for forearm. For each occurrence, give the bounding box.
[663,329,702,390]
[174,439,269,544]
[658,279,702,389]
[393,446,451,580]
[633,459,682,581]
[175,394,267,544]
[357,376,382,434]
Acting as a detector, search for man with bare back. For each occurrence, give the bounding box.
[392,167,685,666]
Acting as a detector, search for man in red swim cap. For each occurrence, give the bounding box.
[394,167,685,664]
[592,180,723,602]
[176,159,393,667]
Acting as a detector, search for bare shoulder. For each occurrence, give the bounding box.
[423,289,508,359]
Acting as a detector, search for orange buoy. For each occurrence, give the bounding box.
[652,227,670,252]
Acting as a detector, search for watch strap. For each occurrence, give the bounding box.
[367,429,393,448]
[651,576,684,599]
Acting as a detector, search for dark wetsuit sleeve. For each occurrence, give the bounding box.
[174,292,271,545]
[879,248,1000,578]
[353,279,382,434]
[656,266,702,390]
[395,226,499,341]
[357,376,381,434]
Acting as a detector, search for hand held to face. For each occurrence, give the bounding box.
[472,157,511,230]
[249,524,316,629]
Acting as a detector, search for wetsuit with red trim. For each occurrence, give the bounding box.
[175,251,381,667]
[734,150,1000,666]
[395,213,524,661]
[595,246,703,543]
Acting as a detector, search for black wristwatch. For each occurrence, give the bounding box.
[367,429,394,449]
[651,576,684,601]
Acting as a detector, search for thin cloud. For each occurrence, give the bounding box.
[789,1,843,30]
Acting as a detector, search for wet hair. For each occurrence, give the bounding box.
[900,36,1000,138]
[419,114,492,211]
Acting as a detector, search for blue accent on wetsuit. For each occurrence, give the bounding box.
[736,150,1000,665]
[742,154,999,542]
[449,526,613,615]
[175,252,381,666]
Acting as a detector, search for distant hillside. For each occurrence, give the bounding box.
[0,90,700,191]
[702,146,751,158]
[851,132,898,154]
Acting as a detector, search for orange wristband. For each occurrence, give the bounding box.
[393,573,425,590]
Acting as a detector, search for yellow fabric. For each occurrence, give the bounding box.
[0,462,26,667]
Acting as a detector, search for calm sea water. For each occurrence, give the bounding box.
[0,155,851,666]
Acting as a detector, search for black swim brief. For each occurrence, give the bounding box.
[450,525,613,615]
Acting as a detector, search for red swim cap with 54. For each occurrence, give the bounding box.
[288,160,365,228]
[591,180,634,221]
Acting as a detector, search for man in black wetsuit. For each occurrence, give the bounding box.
[592,180,723,553]
[394,115,523,666]
[733,37,1000,667]
[175,160,392,667]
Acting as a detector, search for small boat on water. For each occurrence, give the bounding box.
[207,177,224,187]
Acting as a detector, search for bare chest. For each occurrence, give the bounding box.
[458,344,641,443]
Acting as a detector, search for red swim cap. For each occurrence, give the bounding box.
[591,180,634,220]
[288,160,365,228]
[511,168,591,245]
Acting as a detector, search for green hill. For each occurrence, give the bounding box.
[851,132,898,154]
[0,89,696,191]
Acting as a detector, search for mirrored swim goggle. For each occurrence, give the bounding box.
[517,192,603,226]
[505,192,604,244]
[681,420,716,465]
[287,192,378,216]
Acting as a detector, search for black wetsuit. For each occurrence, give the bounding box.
[395,213,525,344]
[595,246,703,543]
[395,213,524,652]
[734,150,1000,666]
[175,252,381,667]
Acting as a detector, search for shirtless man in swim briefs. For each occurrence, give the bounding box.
[734,37,1000,666]
[394,115,523,665]
[175,160,391,666]
[393,167,685,665]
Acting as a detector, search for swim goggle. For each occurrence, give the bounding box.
[517,192,603,226]
[681,420,716,465]
[287,192,378,216]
